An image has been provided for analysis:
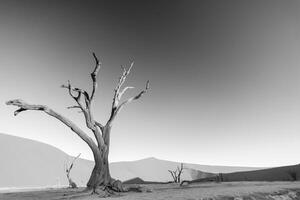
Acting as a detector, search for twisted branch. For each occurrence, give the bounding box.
[90,53,101,103]
[60,54,105,147]
[6,99,98,152]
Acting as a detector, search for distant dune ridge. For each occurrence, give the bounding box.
[0,133,262,188]
[222,164,300,182]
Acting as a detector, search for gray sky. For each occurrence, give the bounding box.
[1,0,300,167]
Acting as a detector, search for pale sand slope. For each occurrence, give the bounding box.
[0,133,261,188]
[1,182,300,200]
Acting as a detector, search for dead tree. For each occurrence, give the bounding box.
[168,163,184,183]
[65,153,81,188]
[6,53,149,195]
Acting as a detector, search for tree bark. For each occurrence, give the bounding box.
[86,125,122,193]
[87,151,111,189]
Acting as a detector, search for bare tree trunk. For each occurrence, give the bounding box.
[86,126,123,193]
[87,151,111,189]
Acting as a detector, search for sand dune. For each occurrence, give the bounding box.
[0,133,261,188]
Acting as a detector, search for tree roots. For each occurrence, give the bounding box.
[89,179,152,198]
[59,179,152,199]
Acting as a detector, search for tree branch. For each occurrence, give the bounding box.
[90,53,101,103]
[95,120,104,131]
[67,105,81,109]
[6,99,99,152]
[61,80,81,101]
[112,62,134,109]
[60,54,105,148]
[69,153,81,172]
[118,86,134,100]
[61,80,103,147]
[168,170,177,182]
[177,163,184,183]
[115,80,149,115]
[107,62,149,126]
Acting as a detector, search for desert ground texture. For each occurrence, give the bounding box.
[1,181,300,200]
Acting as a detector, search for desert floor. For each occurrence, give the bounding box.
[0,181,300,200]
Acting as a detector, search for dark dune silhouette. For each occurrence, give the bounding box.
[186,164,300,185]
[222,164,300,181]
